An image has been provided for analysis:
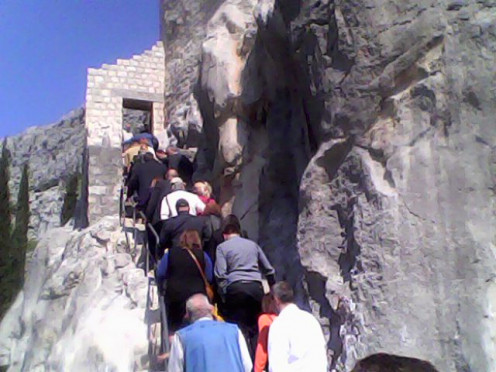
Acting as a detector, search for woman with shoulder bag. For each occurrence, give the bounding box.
[156,229,213,332]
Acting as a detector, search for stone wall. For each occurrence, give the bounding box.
[85,42,166,225]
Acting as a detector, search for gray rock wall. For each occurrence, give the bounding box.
[161,0,226,145]
[162,0,496,370]
[0,217,149,371]
[1,108,86,239]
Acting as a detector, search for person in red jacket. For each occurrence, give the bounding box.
[254,294,278,372]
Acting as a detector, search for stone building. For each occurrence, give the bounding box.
[84,42,167,224]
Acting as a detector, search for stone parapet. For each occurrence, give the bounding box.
[85,41,166,224]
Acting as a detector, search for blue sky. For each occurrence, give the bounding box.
[0,0,159,137]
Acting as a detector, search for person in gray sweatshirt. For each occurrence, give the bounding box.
[214,216,275,358]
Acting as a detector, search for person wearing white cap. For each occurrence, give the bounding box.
[160,177,206,220]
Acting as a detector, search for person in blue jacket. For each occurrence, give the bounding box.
[123,129,159,151]
[168,293,253,372]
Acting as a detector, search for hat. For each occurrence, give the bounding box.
[170,177,184,185]
[176,198,189,209]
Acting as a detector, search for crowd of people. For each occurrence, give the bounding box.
[122,127,328,372]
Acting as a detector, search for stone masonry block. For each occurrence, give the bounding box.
[88,185,107,196]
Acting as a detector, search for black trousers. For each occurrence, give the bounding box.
[224,281,264,358]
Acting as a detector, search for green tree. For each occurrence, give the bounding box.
[60,173,79,226]
[11,163,30,288]
[0,139,13,317]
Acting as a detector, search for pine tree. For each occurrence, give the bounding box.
[12,163,30,289]
[60,173,79,226]
[0,139,12,317]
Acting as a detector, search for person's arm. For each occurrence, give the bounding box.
[159,222,172,252]
[254,315,272,372]
[204,252,213,283]
[195,196,206,215]
[237,329,254,372]
[201,218,212,247]
[267,323,289,372]
[214,247,228,293]
[145,186,160,221]
[257,245,276,286]
[122,136,135,146]
[156,252,169,280]
[127,169,139,199]
[167,334,184,372]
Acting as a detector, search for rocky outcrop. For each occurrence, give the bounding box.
[162,0,496,370]
[1,108,85,239]
[0,217,149,371]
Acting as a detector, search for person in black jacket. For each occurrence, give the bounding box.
[200,201,222,265]
[158,199,209,257]
[145,169,179,225]
[166,146,194,186]
[127,153,167,209]
[145,169,180,258]
[156,230,213,332]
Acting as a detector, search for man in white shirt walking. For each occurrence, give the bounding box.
[160,177,205,220]
[268,281,328,372]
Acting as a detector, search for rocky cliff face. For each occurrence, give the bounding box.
[162,0,496,370]
[1,108,86,239]
[0,217,149,371]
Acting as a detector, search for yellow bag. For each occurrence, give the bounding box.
[213,304,224,321]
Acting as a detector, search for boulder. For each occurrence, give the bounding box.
[0,217,149,371]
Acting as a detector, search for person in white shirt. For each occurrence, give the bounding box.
[168,294,253,372]
[160,177,206,220]
[268,281,328,372]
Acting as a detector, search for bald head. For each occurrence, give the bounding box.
[185,294,214,322]
[166,169,179,180]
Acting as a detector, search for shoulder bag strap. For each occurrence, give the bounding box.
[185,249,209,286]
[165,194,173,218]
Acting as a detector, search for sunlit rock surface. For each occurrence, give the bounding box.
[162,0,496,370]
[0,108,86,239]
[0,0,494,371]
[0,217,148,371]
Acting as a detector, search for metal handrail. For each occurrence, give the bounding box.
[123,196,169,369]
[138,210,159,267]
[136,210,170,367]
[159,293,170,355]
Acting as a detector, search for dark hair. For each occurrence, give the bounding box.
[203,201,221,217]
[272,281,294,304]
[176,198,190,210]
[179,230,202,250]
[144,152,154,161]
[261,293,278,314]
[222,214,241,235]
